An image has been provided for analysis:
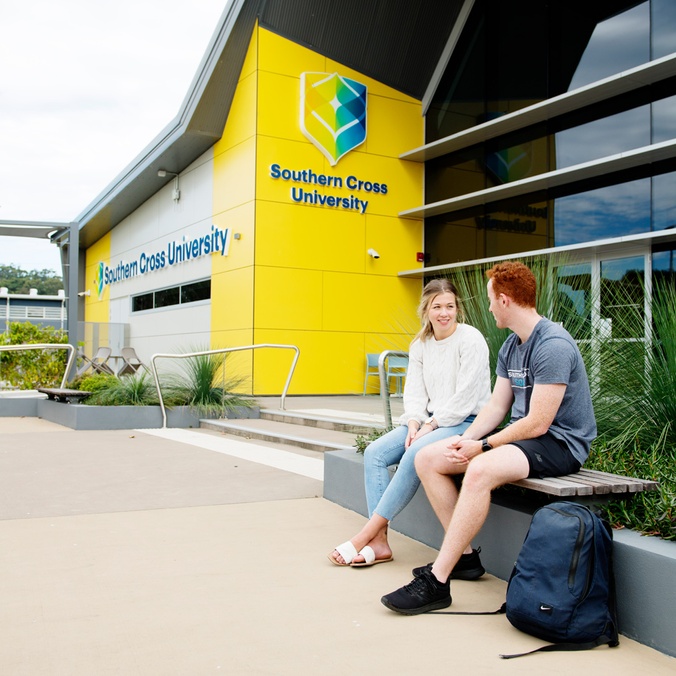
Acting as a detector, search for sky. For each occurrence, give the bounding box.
[0,0,228,274]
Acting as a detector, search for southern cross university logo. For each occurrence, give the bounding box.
[95,262,105,298]
[300,72,367,165]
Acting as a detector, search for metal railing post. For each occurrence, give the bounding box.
[150,343,300,428]
[378,349,409,429]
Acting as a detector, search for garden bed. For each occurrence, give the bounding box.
[35,399,259,430]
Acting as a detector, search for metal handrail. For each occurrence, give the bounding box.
[0,343,76,390]
[150,343,300,428]
[378,349,409,429]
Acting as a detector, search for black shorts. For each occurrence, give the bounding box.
[511,432,581,478]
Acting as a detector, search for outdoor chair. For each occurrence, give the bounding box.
[77,346,114,377]
[117,346,148,376]
[362,352,408,395]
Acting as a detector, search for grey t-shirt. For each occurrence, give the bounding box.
[496,317,597,464]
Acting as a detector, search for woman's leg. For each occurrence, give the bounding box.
[363,425,409,516]
[373,418,473,522]
[329,426,408,564]
[345,418,474,564]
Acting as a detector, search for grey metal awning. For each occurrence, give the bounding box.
[0,220,69,240]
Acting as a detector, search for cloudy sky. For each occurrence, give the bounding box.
[0,0,227,274]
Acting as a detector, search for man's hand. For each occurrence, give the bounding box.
[444,438,482,465]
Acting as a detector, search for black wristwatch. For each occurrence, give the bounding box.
[481,438,493,452]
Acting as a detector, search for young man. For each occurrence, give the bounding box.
[381,261,597,615]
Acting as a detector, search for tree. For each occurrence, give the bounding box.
[0,264,63,295]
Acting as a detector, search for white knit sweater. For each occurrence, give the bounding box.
[398,323,492,428]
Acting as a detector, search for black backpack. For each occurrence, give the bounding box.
[500,501,619,658]
[433,501,619,659]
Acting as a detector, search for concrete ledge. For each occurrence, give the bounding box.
[37,401,203,430]
[2,398,259,430]
[0,394,46,417]
[323,447,676,658]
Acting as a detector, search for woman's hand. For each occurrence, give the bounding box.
[405,420,435,448]
[405,421,421,448]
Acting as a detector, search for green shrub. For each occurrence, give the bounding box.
[83,372,160,406]
[71,373,119,393]
[586,432,675,541]
[0,322,68,389]
[354,427,392,454]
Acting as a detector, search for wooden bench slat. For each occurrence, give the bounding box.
[509,468,659,500]
[556,473,613,494]
[577,469,659,493]
[511,476,593,496]
[575,469,629,491]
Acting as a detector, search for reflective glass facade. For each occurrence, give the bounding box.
[424,0,676,266]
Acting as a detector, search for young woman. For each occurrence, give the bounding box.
[329,279,491,568]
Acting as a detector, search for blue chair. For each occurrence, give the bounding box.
[363,353,408,395]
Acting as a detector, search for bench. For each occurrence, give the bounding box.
[37,388,92,403]
[501,468,659,506]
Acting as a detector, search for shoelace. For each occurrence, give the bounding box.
[403,571,440,598]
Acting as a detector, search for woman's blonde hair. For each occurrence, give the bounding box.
[414,278,462,341]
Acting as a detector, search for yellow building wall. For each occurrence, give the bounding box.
[82,235,111,357]
[210,28,259,387]
[211,24,424,394]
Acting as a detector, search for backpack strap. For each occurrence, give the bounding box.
[431,603,506,616]
[499,632,619,659]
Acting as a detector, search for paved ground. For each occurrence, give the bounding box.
[0,408,674,675]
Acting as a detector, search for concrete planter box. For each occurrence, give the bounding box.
[36,399,260,430]
[324,447,676,658]
[0,392,47,417]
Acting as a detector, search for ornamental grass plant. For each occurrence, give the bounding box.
[446,258,675,540]
[71,346,255,417]
[161,348,255,417]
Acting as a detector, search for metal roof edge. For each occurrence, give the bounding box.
[75,0,253,234]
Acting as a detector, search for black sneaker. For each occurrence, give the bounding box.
[381,568,452,615]
[411,547,485,581]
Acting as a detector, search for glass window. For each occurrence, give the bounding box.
[132,293,153,312]
[555,263,592,340]
[652,172,676,231]
[154,287,180,309]
[567,2,649,91]
[181,280,210,304]
[555,106,650,168]
[554,179,651,246]
[653,247,676,276]
[600,256,645,340]
[652,0,676,59]
[652,95,676,144]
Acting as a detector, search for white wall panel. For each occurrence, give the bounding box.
[103,150,214,364]
[108,152,216,300]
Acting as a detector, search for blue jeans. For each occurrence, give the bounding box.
[363,417,475,521]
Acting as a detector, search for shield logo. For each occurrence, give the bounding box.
[95,261,105,298]
[300,72,367,166]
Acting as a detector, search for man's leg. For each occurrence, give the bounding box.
[414,438,466,533]
[381,445,529,614]
[431,445,529,582]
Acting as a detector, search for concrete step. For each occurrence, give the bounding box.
[259,408,383,435]
[199,417,361,453]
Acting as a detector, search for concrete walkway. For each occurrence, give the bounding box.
[0,413,673,675]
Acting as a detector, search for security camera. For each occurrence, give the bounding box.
[78,290,91,297]
[368,248,380,259]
